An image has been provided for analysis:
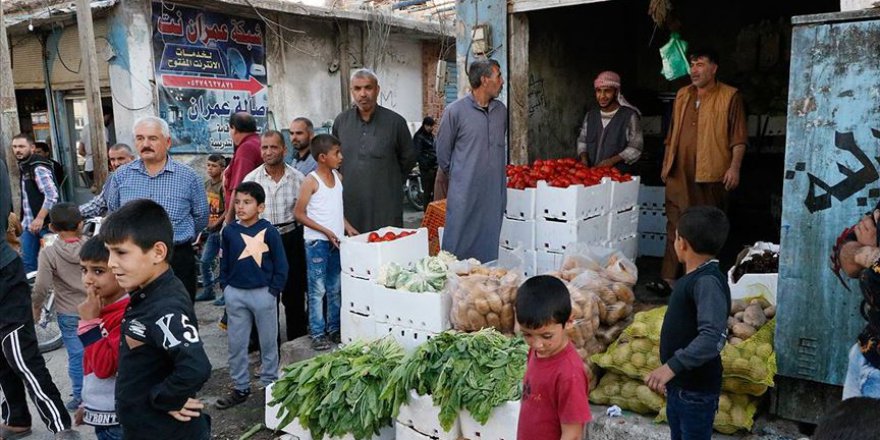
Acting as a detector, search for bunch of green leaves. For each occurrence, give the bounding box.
[269,338,404,440]
[381,328,528,431]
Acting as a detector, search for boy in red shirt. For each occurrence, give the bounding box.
[516,275,592,440]
[75,237,130,440]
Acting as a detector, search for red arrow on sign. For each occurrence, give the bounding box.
[161,74,265,96]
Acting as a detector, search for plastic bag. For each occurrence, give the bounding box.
[590,372,665,415]
[660,33,689,81]
[448,267,522,334]
[558,244,638,287]
[657,392,759,434]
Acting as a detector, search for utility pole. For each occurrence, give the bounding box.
[0,3,22,209]
[76,0,108,189]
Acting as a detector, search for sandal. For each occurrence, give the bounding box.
[646,280,673,297]
[0,425,32,440]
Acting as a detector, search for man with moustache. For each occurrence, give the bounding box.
[290,117,317,176]
[652,47,747,295]
[576,71,644,174]
[11,134,59,273]
[332,68,415,232]
[224,112,263,226]
[243,130,308,341]
[104,116,209,301]
[79,143,136,218]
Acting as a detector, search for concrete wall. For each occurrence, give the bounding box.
[374,35,424,123]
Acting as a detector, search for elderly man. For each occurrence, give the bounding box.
[79,143,136,218]
[576,71,643,174]
[12,134,59,273]
[437,59,507,262]
[290,117,318,176]
[224,112,263,225]
[243,130,308,341]
[105,116,209,301]
[332,68,415,233]
[651,47,747,295]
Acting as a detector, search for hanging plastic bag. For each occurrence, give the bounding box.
[659,33,689,81]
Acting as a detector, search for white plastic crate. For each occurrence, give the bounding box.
[373,285,451,333]
[500,217,535,250]
[609,176,640,212]
[638,209,668,234]
[609,234,638,261]
[637,184,666,211]
[459,400,520,440]
[341,274,375,315]
[535,179,610,222]
[535,215,608,253]
[340,311,376,344]
[375,323,438,353]
[397,391,461,440]
[535,250,564,274]
[504,187,536,220]
[497,247,536,278]
[341,227,429,280]
[608,207,639,241]
[395,423,433,440]
[638,232,666,258]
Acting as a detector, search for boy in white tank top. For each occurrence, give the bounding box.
[294,134,359,351]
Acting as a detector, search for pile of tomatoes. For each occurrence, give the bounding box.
[367,230,417,243]
[506,158,632,189]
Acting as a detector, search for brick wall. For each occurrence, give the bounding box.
[421,41,446,123]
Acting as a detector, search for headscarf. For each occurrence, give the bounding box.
[594,71,641,116]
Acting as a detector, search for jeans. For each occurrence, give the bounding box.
[665,386,719,440]
[57,314,83,400]
[224,286,279,390]
[843,343,880,399]
[200,232,221,295]
[20,227,49,273]
[95,425,124,440]
[304,240,341,339]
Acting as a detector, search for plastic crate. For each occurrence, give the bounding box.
[638,232,666,258]
[535,250,564,274]
[373,286,451,333]
[340,227,429,280]
[340,311,376,344]
[459,400,520,440]
[374,323,438,353]
[504,187,536,220]
[498,246,536,278]
[609,234,638,261]
[500,217,536,250]
[638,209,667,234]
[608,207,639,241]
[609,176,640,212]
[422,200,446,256]
[394,423,434,440]
[341,274,375,315]
[535,179,610,222]
[637,184,666,211]
[397,391,461,440]
[535,215,608,253]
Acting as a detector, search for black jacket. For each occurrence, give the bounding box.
[117,269,212,440]
[18,154,56,221]
[413,128,437,171]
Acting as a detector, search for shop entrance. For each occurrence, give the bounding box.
[62,95,115,203]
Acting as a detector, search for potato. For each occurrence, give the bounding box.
[596,300,608,323]
[486,312,502,329]
[751,297,772,309]
[636,385,664,410]
[612,344,632,365]
[729,337,744,345]
[620,382,638,399]
[631,338,653,353]
[646,354,660,369]
[731,358,750,372]
[629,322,648,336]
[474,298,491,315]
[467,309,487,329]
[731,299,747,315]
[597,287,618,305]
[718,394,732,412]
[454,304,469,326]
[734,311,744,321]
[742,303,767,328]
[732,323,757,340]
[764,305,776,319]
[755,343,774,358]
[631,352,646,368]
[501,304,515,330]
[730,406,747,427]
[605,302,630,325]
[486,293,504,314]
[561,269,582,281]
[612,283,635,304]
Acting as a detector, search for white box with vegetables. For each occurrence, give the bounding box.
[499,217,536,250]
[372,252,457,333]
[341,227,429,280]
[535,179,610,222]
[728,242,779,305]
[396,390,461,440]
[609,175,641,213]
[536,215,609,253]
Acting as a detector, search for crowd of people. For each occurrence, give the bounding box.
[1,47,876,440]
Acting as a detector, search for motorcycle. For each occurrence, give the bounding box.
[405,166,425,211]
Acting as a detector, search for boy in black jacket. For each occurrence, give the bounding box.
[646,206,731,440]
[100,199,212,440]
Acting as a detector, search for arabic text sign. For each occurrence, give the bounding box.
[152,1,268,154]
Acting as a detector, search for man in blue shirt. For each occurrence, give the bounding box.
[104,116,209,301]
[290,117,317,176]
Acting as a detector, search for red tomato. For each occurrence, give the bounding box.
[383,232,397,241]
[368,232,380,243]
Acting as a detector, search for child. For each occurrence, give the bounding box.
[32,202,87,411]
[195,154,227,304]
[76,237,130,440]
[813,397,880,440]
[514,275,591,440]
[645,206,731,440]
[100,199,212,440]
[216,181,287,409]
[294,134,358,351]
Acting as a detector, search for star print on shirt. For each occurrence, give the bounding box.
[239,229,269,267]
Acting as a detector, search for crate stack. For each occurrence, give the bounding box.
[500,177,641,274]
[339,227,429,346]
[636,185,667,257]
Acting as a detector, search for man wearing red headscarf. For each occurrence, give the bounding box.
[576,71,643,174]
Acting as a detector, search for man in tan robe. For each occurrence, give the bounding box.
[655,48,748,292]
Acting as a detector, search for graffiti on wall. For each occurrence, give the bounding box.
[152,1,268,153]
